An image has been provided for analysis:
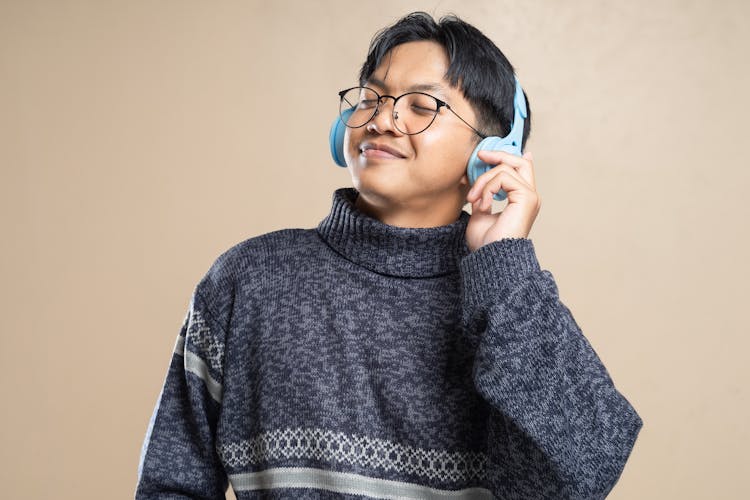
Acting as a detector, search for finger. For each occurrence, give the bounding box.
[478,166,530,204]
[468,164,523,203]
[477,149,535,188]
[468,164,529,203]
[478,170,530,210]
[477,149,534,182]
[476,149,525,166]
[521,151,536,188]
[480,170,531,209]
[470,195,491,214]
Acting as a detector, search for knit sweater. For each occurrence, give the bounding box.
[135,186,643,500]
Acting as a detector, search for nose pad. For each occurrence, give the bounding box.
[370,97,401,133]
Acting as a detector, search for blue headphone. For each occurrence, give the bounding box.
[329,75,528,202]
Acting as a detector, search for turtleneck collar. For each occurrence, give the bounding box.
[316,187,471,278]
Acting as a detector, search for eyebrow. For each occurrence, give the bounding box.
[366,76,447,94]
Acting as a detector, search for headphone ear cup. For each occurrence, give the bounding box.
[329,109,354,168]
[465,75,527,203]
[467,137,510,202]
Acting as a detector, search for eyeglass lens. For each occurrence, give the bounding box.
[339,87,439,135]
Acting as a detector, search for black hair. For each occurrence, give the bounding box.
[358,11,531,149]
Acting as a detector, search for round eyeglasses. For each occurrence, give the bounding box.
[338,86,487,138]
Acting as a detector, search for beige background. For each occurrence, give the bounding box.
[2,0,748,498]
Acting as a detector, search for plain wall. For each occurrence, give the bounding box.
[1,0,748,498]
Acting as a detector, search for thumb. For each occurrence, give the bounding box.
[523,150,533,161]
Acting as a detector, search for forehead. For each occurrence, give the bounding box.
[366,40,456,96]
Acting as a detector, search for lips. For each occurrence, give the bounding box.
[360,142,406,159]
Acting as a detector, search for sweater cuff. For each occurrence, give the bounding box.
[459,238,541,310]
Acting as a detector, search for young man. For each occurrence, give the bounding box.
[135,11,642,500]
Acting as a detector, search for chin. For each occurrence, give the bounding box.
[352,166,399,186]
[352,177,407,201]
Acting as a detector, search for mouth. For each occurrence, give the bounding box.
[360,149,404,160]
[359,143,407,160]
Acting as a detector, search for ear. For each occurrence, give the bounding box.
[459,171,470,189]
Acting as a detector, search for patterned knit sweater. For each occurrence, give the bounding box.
[135,186,643,500]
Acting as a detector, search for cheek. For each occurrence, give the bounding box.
[415,130,473,172]
[344,128,356,153]
[343,127,363,163]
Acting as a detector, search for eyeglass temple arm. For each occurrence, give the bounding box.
[443,103,488,139]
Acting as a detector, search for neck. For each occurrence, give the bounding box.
[353,188,468,228]
[316,187,471,278]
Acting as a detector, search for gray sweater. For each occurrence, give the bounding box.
[135,186,643,499]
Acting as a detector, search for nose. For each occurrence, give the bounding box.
[368,96,402,135]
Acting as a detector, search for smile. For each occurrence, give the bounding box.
[360,149,405,160]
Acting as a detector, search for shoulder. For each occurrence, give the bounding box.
[188,227,318,332]
[197,227,317,296]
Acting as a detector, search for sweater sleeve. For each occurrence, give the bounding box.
[135,274,231,500]
[459,238,643,500]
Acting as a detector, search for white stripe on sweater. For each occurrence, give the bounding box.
[228,466,493,499]
[173,334,222,403]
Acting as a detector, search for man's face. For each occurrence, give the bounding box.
[343,40,480,214]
